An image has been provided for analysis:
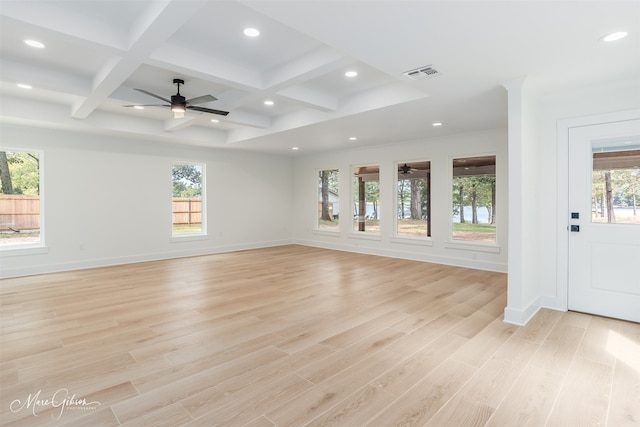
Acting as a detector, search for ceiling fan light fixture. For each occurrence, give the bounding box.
[171,102,186,118]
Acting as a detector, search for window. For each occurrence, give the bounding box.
[591,147,640,224]
[397,161,431,237]
[172,162,205,236]
[0,150,42,247]
[353,165,380,233]
[452,155,496,242]
[318,169,339,231]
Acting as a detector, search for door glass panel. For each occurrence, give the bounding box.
[591,139,640,224]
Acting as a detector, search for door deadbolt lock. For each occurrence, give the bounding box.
[570,225,580,232]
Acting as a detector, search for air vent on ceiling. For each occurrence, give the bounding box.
[403,65,441,80]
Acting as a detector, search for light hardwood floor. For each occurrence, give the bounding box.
[1,245,639,426]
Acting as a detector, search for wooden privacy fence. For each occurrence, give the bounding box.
[172,197,202,225]
[0,195,201,230]
[0,195,40,231]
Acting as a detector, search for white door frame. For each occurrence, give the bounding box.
[555,108,640,312]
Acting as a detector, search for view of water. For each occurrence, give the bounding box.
[453,206,491,223]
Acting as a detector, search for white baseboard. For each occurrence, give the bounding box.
[503,299,542,326]
[0,239,294,278]
[294,239,507,273]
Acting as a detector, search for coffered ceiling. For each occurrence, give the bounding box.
[1,1,638,154]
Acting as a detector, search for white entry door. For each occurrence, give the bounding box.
[568,119,640,323]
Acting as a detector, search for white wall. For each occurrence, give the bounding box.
[503,76,640,325]
[535,77,640,311]
[0,125,294,277]
[292,128,509,272]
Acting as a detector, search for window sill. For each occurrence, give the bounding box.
[444,241,500,253]
[347,232,382,241]
[0,245,49,257]
[170,234,208,243]
[390,236,434,247]
[313,229,341,237]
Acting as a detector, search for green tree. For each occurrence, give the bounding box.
[172,164,201,197]
[0,151,39,195]
[410,178,424,220]
[398,179,409,218]
[366,181,380,219]
[319,169,338,221]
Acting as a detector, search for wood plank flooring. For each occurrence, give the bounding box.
[1,245,638,426]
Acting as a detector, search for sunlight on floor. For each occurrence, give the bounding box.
[607,329,640,373]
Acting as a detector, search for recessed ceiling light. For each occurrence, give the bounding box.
[264,100,274,106]
[210,119,220,123]
[432,122,443,127]
[24,39,45,49]
[244,28,260,37]
[601,31,628,42]
[133,105,144,110]
[345,71,358,77]
[292,147,299,150]
[16,83,32,89]
[349,137,357,140]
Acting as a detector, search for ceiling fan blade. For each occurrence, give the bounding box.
[187,106,229,116]
[123,104,170,107]
[187,94,217,105]
[134,88,171,103]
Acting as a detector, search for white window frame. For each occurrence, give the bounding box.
[445,153,500,253]
[170,161,207,241]
[392,159,434,246]
[315,168,340,235]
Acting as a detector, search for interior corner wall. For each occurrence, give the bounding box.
[535,76,640,311]
[291,128,509,272]
[0,124,294,278]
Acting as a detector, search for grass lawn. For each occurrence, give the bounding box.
[453,222,496,242]
[453,222,496,233]
[172,224,203,234]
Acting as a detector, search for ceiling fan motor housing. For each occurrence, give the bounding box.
[171,94,187,106]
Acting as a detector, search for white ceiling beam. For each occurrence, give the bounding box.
[0,59,92,95]
[1,95,228,147]
[263,46,351,89]
[259,47,350,111]
[163,116,199,132]
[224,82,429,145]
[148,44,263,91]
[276,86,337,112]
[71,0,206,119]
[224,110,271,129]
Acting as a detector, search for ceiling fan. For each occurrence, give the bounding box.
[124,79,229,118]
[399,163,414,175]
